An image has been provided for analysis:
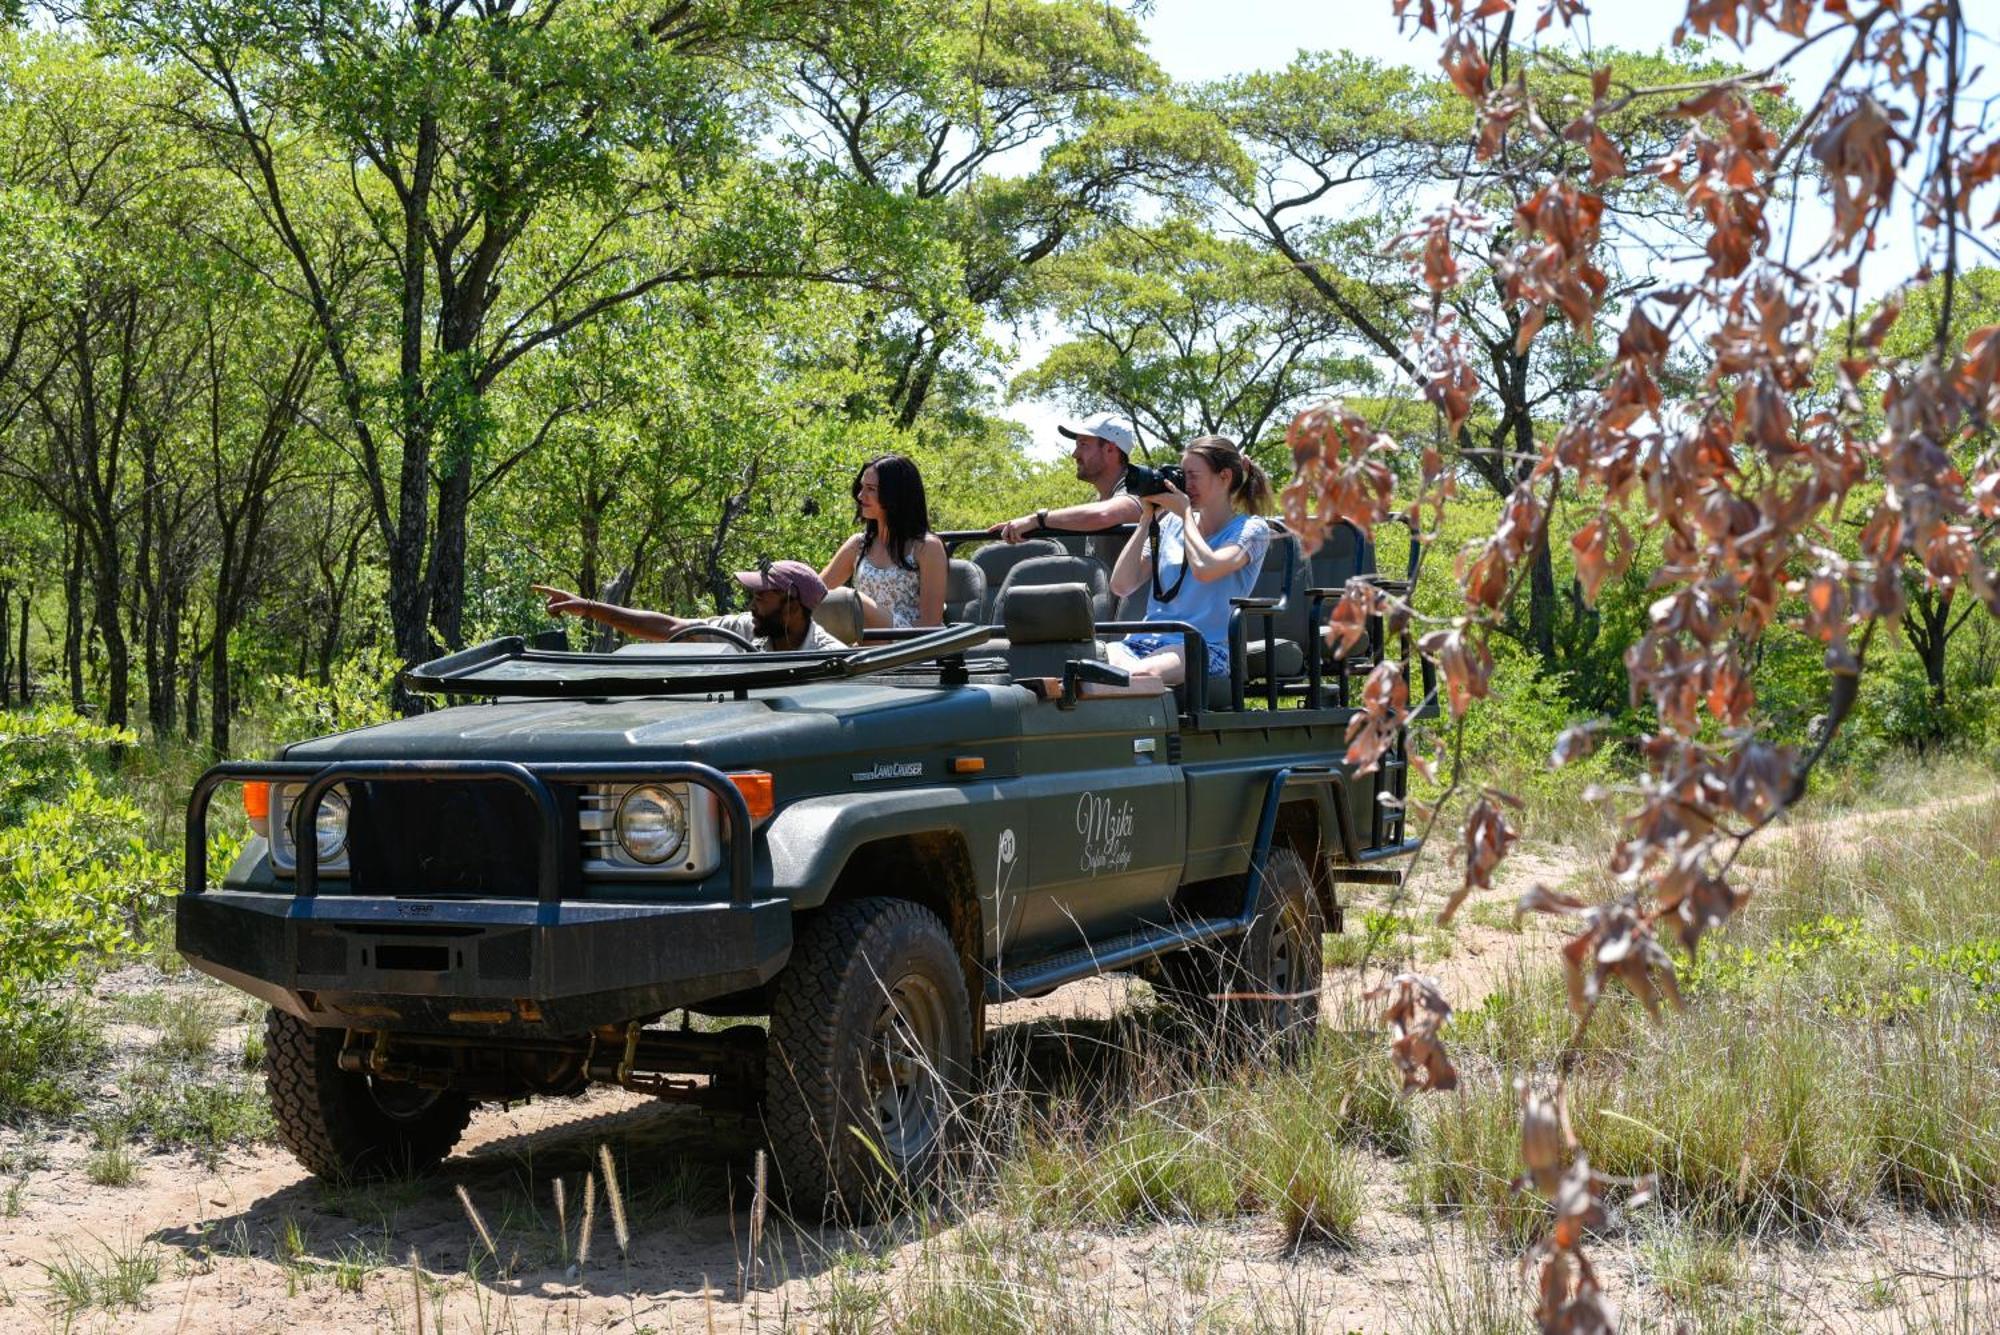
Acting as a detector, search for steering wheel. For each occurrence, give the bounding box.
[662,622,757,652]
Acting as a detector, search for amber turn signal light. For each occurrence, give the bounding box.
[729,771,775,820]
[242,781,271,822]
[950,756,985,775]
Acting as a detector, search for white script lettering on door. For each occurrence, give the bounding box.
[1075,791,1135,876]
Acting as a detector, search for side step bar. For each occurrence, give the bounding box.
[987,915,1246,1003]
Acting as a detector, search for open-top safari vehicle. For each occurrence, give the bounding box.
[179,520,1431,1209]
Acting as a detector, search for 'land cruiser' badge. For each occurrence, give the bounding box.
[852,760,924,782]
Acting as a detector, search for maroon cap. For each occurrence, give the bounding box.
[734,560,827,611]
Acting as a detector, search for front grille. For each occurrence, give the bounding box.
[343,781,579,898]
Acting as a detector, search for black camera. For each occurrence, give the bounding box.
[1124,461,1185,498]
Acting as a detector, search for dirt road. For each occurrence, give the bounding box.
[1,789,1994,1331]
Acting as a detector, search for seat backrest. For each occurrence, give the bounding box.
[968,540,1063,620]
[1000,583,1100,681]
[993,554,1110,626]
[1308,520,1374,591]
[816,586,864,646]
[944,559,986,624]
[1242,530,1307,647]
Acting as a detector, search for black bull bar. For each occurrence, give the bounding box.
[180,760,786,1036]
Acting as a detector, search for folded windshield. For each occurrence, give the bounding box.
[407,624,994,698]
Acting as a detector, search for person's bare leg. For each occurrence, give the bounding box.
[857,592,888,629]
[1107,641,1185,689]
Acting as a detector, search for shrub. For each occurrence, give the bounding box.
[261,648,399,745]
[0,708,172,1116]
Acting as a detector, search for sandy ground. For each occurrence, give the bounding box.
[1,792,1995,1332]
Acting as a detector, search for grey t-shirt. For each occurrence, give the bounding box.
[1087,474,1137,568]
[708,612,846,653]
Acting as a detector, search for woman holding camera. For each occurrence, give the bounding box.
[1106,436,1273,687]
[821,454,948,628]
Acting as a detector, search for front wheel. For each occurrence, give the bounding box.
[763,898,975,1218]
[263,1009,474,1181]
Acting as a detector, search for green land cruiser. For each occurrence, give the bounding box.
[179,522,1429,1211]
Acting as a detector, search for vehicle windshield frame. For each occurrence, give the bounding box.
[405,624,995,699]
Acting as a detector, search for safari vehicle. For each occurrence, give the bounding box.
[179,521,1430,1210]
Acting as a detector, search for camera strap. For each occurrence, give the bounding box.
[1148,514,1189,604]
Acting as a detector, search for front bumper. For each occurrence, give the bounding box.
[179,891,791,1036]
[180,757,783,1037]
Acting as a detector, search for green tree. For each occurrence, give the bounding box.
[774,0,1240,428]
[1012,219,1372,458]
[93,0,889,705]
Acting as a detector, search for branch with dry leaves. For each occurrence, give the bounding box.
[1278,2,2000,1330]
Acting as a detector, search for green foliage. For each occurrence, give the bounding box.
[263,649,399,744]
[0,709,174,1116]
[1012,219,1374,455]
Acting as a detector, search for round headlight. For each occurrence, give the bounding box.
[313,789,350,862]
[616,785,686,865]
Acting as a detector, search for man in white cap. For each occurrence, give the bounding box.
[989,412,1145,565]
[532,560,846,652]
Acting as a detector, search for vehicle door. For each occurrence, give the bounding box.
[999,690,1183,960]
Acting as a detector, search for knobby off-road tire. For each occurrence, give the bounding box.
[764,898,975,1219]
[1155,846,1324,1062]
[264,1008,474,1181]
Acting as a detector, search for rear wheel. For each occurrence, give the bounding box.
[1154,846,1323,1061]
[764,898,975,1218]
[263,1008,474,1181]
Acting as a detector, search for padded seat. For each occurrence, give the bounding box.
[1000,583,1102,681]
[1244,637,1305,680]
[968,539,1063,621]
[816,587,865,645]
[993,553,1114,622]
[944,559,986,624]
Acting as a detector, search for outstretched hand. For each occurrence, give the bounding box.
[531,584,589,618]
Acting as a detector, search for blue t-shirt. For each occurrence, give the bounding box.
[1125,512,1270,675]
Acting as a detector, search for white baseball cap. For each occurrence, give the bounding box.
[1057,413,1136,456]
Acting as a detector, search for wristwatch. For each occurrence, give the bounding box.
[1036,508,1048,529]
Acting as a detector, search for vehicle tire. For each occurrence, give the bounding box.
[764,898,975,1219]
[263,1008,474,1181]
[1155,846,1323,1062]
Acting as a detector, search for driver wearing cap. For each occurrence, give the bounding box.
[989,412,1145,565]
[532,560,846,652]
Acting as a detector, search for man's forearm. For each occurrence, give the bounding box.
[1046,496,1141,532]
[575,601,685,641]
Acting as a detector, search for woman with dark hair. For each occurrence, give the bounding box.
[1106,436,1274,687]
[820,454,947,628]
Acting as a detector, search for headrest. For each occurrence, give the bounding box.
[998,554,1108,597]
[815,586,864,646]
[970,538,1062,576]
[1001,582,1096,645]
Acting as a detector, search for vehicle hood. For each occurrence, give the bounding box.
[280,681,1026,768]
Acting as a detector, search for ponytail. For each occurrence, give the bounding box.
[1186,436,1272,515]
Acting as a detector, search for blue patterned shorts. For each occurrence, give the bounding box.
[1117,631,1230,677]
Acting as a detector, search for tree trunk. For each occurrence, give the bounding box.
[15,594,26,703]
[0,583,10,709]
[425,454,473,655]
[91,565,130,730]
[183,642,201,744]
[1528,536,1557,667]
[64,529,85,711]
[210,628,232,756]
[1921,591,1951,708]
